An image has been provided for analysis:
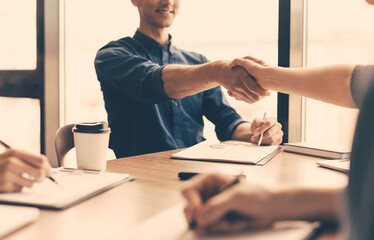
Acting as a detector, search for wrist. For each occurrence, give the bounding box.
[257,66,278,89]
[230,122,253,142]
[206,60,230,85]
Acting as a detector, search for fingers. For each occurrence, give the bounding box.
[199,217,253,235]
[229,58,259,75]
[196,185,241,228]
[0,149,50,172]
[0,149,51,193]
[182,173,234,226]
[250,117,283,145]
[242,56,269,66]
[5,156,47,182]
[226,68,269,104]
[0,161,35,193]
[0,180,23,193]
[5,149,51,180]
[261,130,283,145]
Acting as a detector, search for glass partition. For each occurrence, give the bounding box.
[305,0,374,146]
[0,0,37,70]
[0,97,40,153]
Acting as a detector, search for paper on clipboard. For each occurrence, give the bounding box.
[172,140,283,165]
[0,169,133,210]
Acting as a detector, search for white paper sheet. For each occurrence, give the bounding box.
[126,204,319,240]
[172,140,280,164]
[0,170,131,209]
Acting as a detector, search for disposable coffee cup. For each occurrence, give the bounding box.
[72,122,111,171]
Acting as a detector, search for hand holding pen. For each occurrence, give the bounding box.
[250,113,283,146]
[181,172,277,235]
[0,140,57,193]
[182,173,246,233]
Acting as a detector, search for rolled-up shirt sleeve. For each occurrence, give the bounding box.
[350,65,374,109]
[202,86,246,141]
[95,47,171,104]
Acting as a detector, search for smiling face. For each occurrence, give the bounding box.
[132,0,180,30]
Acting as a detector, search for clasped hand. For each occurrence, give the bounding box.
[218,56,269,104]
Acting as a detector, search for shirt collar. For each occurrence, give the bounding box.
[133,30,174,54]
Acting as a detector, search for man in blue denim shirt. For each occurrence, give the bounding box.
[94,0,283,158]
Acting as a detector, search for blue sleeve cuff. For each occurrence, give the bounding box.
[149,65,172,103]
[219,118,247,141]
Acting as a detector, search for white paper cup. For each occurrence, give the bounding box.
[72,122,111,171]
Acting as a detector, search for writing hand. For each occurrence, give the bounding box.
[250,117,283,145]
[182,173,278,235]
[0,149,51,193]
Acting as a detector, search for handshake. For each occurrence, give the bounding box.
[215,56,273,104]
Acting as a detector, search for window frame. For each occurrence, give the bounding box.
[278,0,307,143]
[0,0,46,152]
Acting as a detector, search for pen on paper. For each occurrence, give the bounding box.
[257,112,267,146]
[0,139,63,188]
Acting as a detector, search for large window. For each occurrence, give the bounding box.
[64,0,278,141]
[305,0,374,146]
[64,0,137,124]
[172,0,278,140]
[0,0,42,154]
[0,0,37,70]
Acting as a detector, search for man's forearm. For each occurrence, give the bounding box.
[162,61,226,99]
[262,65,356,108]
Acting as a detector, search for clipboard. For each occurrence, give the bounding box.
[0,169,134,210]
[172,140,283,165]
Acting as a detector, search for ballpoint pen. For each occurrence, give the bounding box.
[178,171,247,181]
[257,112,267,146]
[189,172,245,229]
[0,139,62,187]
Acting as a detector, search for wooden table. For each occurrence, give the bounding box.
[5,150,348,240]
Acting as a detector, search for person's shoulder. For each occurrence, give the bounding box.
[96,37,137,57]
[96,37,136,60]
[172,46,209,64]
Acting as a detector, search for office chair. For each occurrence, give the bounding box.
[55,124,75,167]
[54,124,116,167]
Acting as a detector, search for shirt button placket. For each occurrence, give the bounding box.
[172,99,182,145]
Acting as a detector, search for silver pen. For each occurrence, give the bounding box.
[257,112,267,146]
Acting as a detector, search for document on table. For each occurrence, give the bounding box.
[125,204,319,240]
[172,140,283,165]
[0,169,133,210]
[0,205,39,238]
